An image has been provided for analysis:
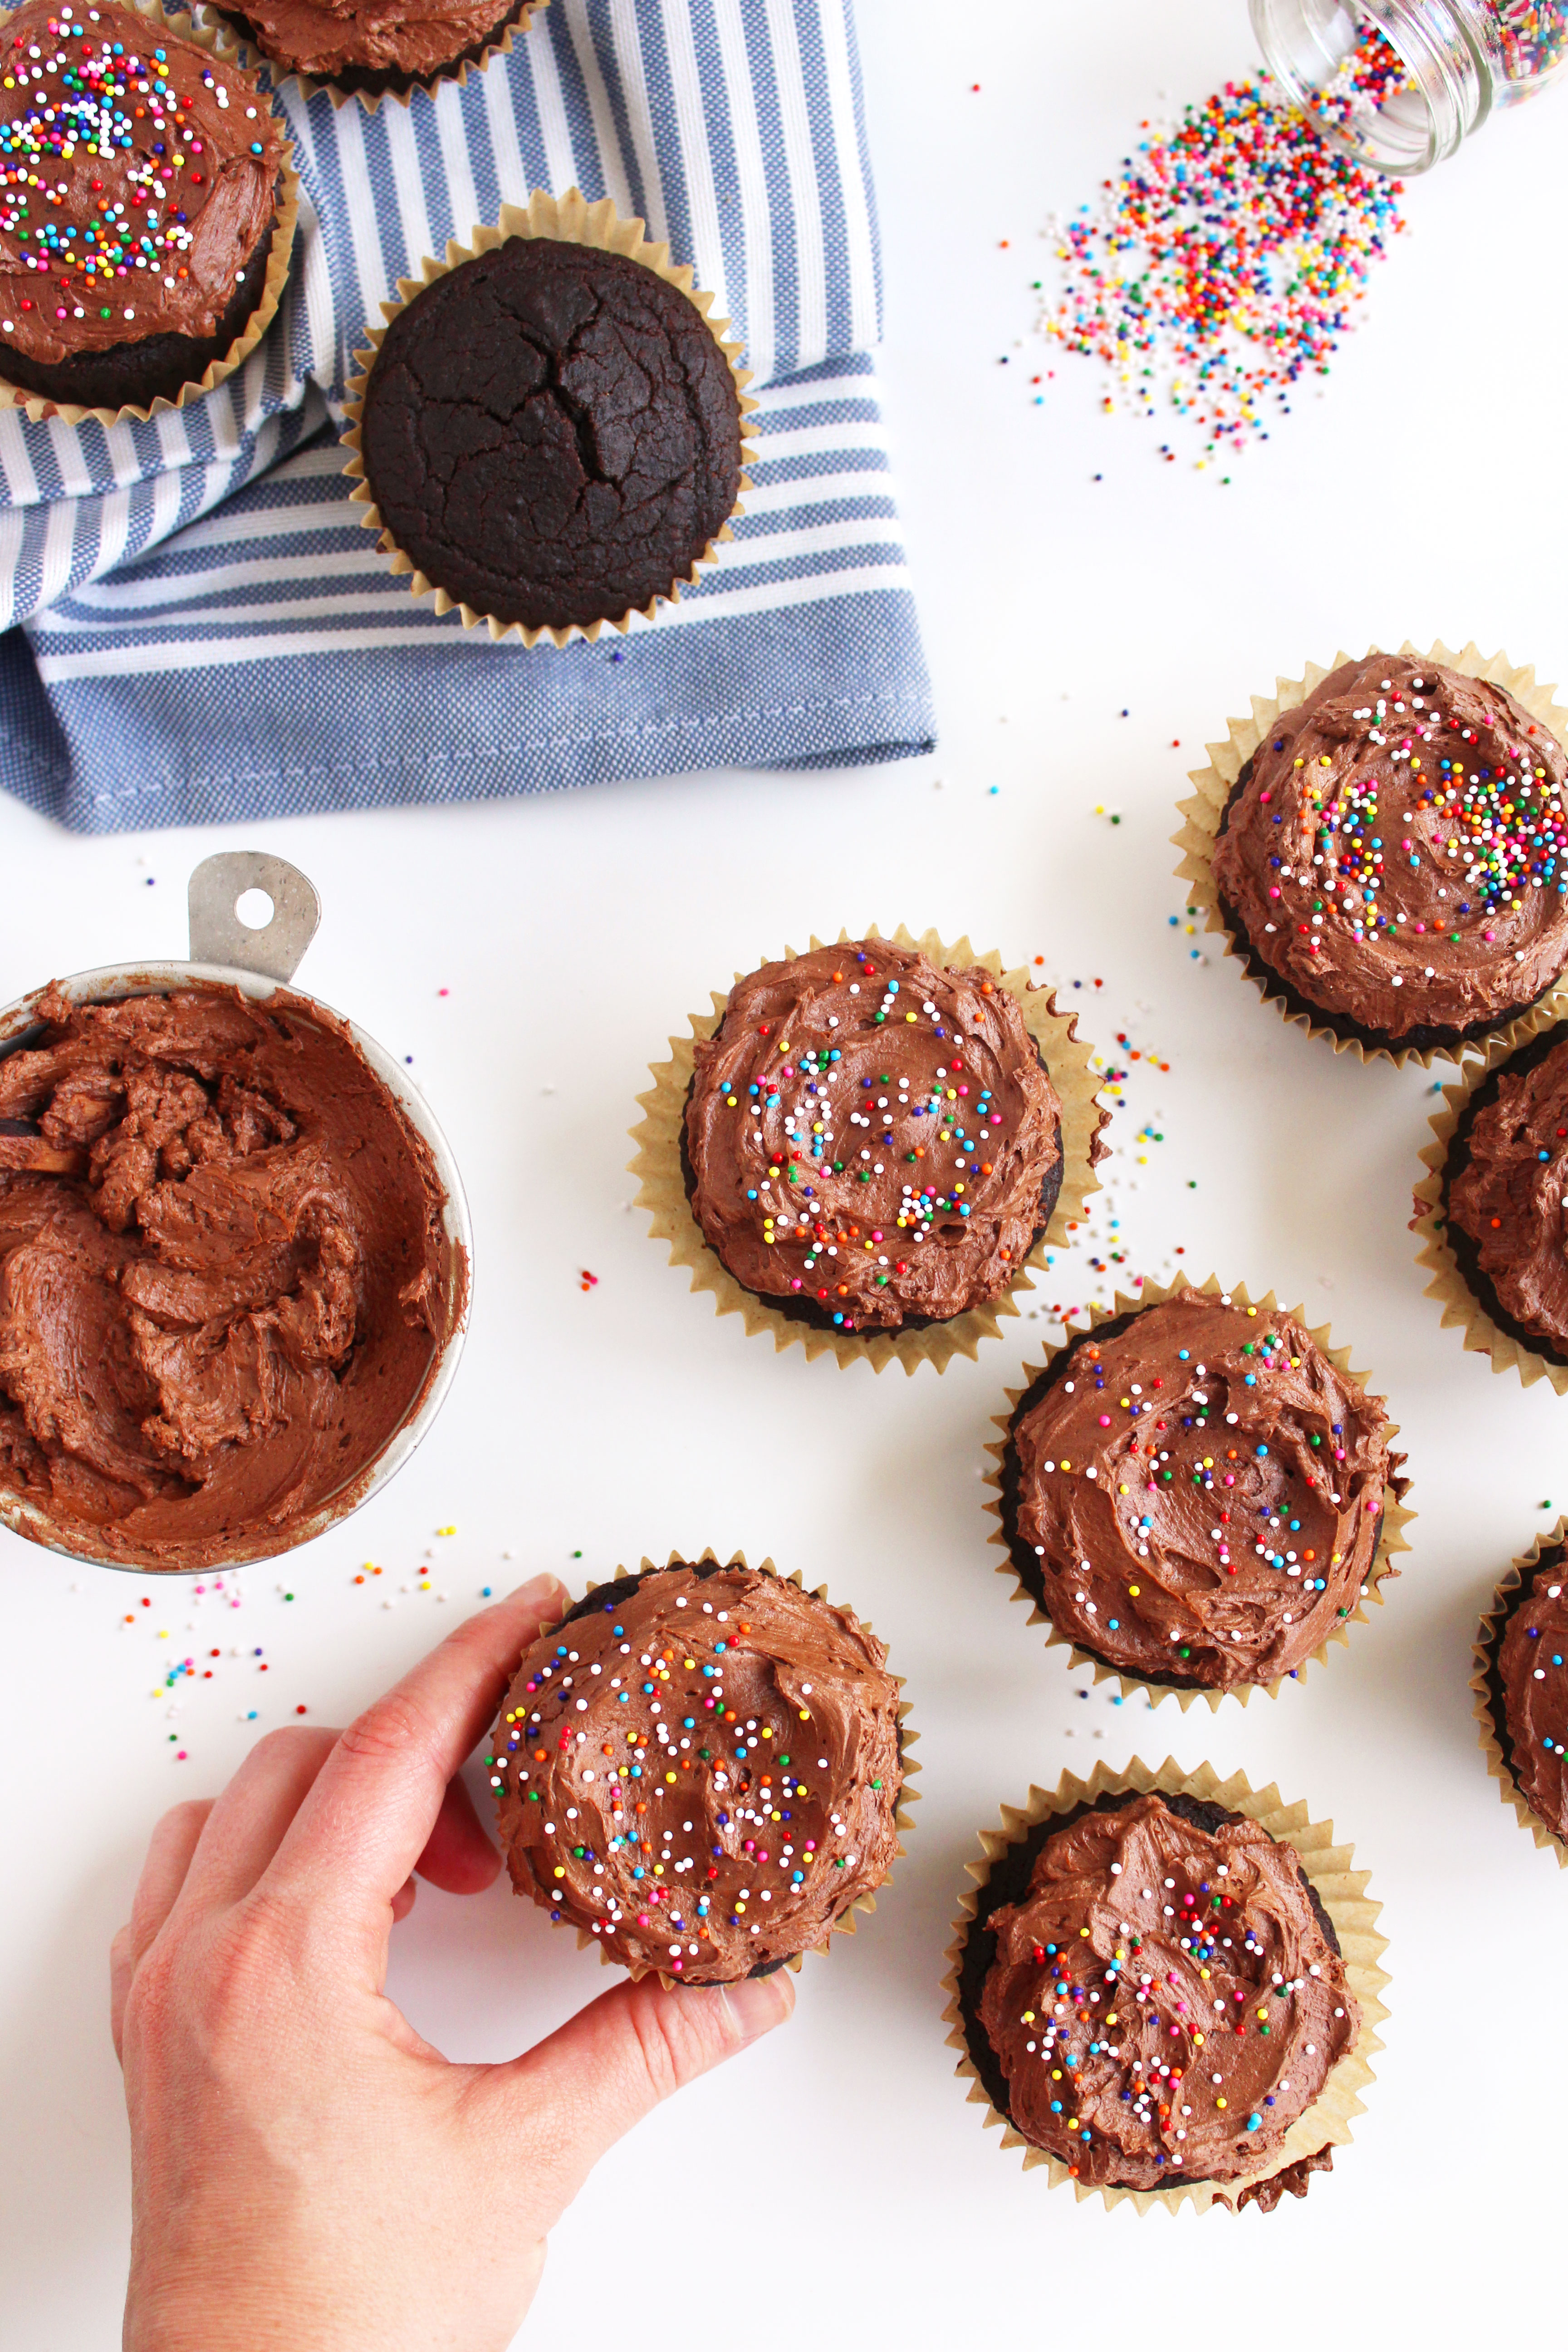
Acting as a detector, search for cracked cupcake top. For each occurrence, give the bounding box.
[359,235,742,632]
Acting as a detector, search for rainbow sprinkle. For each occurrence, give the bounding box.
[1042,75,1405,466]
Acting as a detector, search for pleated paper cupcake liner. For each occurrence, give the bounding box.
[1412,996,1568,1394]
[341,187,756,646]
[940,1757,1388,2215]
[982,1272,1414,1710]
[0,0,298,426]
[491,1547,919,1991]
[1172,639,1568,1070]
[1472,1521,1568,1868]
[628,925,1109,1377]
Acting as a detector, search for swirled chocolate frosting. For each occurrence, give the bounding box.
[1003,1291,1398,1690]
[0,982,453,1569]
[1211,654,1568,1046]
[222,0,517,89]
[1492,1555,1568,1841]
[971,1793,1359,2191]
[490,1561,903,1983]
[1445,1027,1568,1362]
[0,3,282,369]
[684,940,1066,1332]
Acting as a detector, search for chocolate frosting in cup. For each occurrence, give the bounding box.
[1444,1024,1568,1365]
[0,980,452,1570]
[490,1558,905,1985]
[968,1791,1360,2193]
[1211,653,1568,1049]
[683,938,1064,1334]
[0,2,284,383]
[1485,1551,1568,1845]
[1000,1289,1400,1693]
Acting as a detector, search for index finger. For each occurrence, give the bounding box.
[263,1573,566,1941]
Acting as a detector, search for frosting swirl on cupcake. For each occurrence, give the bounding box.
[1446,1027,1568,1362]
[490,1562,903,1983]
[685,939,1064,1332]
[973,1793,1359,2190]
[1212,654,1568,1044]
[222,0,518,86]
[1003,1290,1397,1690]
[1494,1558,1568,1841]
[0,3,281,368]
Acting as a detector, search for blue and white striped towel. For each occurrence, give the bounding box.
[0,0,934,832]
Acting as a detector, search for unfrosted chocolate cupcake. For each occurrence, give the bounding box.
[956,1790,1361,2197]
[999,1288,1402,1694]
[1480,1547,1568,1847]
[1441,1019,1568,1373]
[489,1558,904,1984]
[1211,653,1568,1054]
[358,234,743,634]
[683,938,1065,1336]
[219,0,534,99]
[0,1,287,413]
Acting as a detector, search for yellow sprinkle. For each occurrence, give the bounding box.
[1128,1584,1141,1597]
[436,1524,456,1536]
[1216,2096,1227,2110]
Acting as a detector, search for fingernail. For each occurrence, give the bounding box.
[508,1573,569,1616]
[720,1968,795,2039]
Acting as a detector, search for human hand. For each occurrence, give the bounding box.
[111,1575,794,2352]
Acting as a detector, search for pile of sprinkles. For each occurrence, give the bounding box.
[1040,74,1405,468]
[1491,0,1568,79]
[0,10,264,340]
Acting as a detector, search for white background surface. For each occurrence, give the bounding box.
[3,3,1565,2344]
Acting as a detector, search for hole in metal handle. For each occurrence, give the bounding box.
[187,854,321,985]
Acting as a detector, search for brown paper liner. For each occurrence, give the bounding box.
[0,0,299,428]
[627,925,1110,1377]
[982,1272,1415,1710]
[340,187,757,647]
[1172,639,1568,1070]
[1411,992,1568,1394]
[494,1547,919,1992]
[218,0,544,113]
[940,1757,1388,2214]
[1472,1522,1568,1867]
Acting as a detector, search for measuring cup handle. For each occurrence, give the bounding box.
[187,853,321,985]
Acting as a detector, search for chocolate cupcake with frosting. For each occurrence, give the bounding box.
[0,0,292,419]
[489,1554,912,1986]
[634,926,1107,1375]
[218,0,542,107]
[1178,647,1568,1063]
[1414,1012,1568,1392]
[990,1278,1411,1705]
[1475,1527,1568,1864]
[941,1764,1387,2214]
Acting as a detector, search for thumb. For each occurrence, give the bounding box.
[482,1968,793,2214]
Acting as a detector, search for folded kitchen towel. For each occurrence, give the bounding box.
[0,0,934,832]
